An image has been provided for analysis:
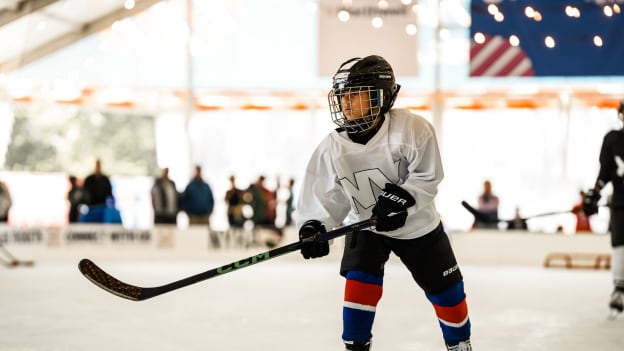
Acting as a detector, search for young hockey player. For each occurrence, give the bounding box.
[295,55,472,350]
[584,99,624,319]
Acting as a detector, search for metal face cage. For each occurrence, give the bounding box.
[328,86,384,133]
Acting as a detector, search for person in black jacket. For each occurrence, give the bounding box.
[151,167,179,225]
[83,159,113,207]
[584,99,624,319]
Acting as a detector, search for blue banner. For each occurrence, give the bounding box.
[469,1,624,77]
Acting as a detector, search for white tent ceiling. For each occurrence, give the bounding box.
[0,0,161,72]
[0,0,621,112]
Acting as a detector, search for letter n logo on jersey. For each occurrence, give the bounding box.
[339,169,393,214]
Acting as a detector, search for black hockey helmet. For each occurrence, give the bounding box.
[328,55,401,133]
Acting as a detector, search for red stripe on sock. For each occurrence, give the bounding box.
[432,299,468,324]
[344,279,383,307]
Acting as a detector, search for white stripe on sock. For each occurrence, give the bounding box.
[344,301,376,312]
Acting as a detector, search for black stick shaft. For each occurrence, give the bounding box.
[79,219,372,301]
[461,200,573,223]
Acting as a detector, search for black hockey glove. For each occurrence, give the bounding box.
[371,183,416,232]
[582,189,600,216]
[299,220,329,259]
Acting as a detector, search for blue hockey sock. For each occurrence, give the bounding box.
[426,281,471,345]
[342,270,383,343]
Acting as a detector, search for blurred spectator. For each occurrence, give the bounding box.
[151,167,179,225]
[83,159,113,207]
[0,178,11,223]
[67,175,86,223]
[284,178,296,227]
[474,180,499,229]
[79,196,122,224]
[246,175,276,226]
[181,165,214,226]
[225,175,245,228]
[506,207,528,230]
[572,190,592,233]
[246,175,282,246]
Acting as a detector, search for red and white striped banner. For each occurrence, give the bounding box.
[470,35,534,77]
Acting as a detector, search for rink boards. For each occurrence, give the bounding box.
[0,224,611,267]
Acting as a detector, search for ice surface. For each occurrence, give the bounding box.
[0,253,621,351]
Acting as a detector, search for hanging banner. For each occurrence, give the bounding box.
[318,0,419,77]
[470,0,624,77]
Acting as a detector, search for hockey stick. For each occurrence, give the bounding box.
[0,244,34,267]
[0,253,18,267]
[461,200,572,223]
[79,218,373,301]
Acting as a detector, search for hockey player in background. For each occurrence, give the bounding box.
[295,55,472,351]
[584,99,624,319]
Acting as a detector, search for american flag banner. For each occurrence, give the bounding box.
[470,0,624,77]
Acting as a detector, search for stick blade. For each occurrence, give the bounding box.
[461,201,484,220]
[78,259,143,301]
[0,257,30,268]
[461,200,496,223]
[2,260,19,268]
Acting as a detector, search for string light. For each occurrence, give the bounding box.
[509,35,520,47]
[334,0,420,32]
[473,32,486,44]
[604,5,614,17]
[488,4,499,15]
[337,10,350,22]
[124,0,135,10]
[565,5,581,18]
[371,16,384,28]
[479,3,622,51]
[305,2,318,13]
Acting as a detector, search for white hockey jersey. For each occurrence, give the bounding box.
[296,109,443,240]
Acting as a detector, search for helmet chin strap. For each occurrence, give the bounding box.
[347,115,385,145]
[345,114,376,134]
